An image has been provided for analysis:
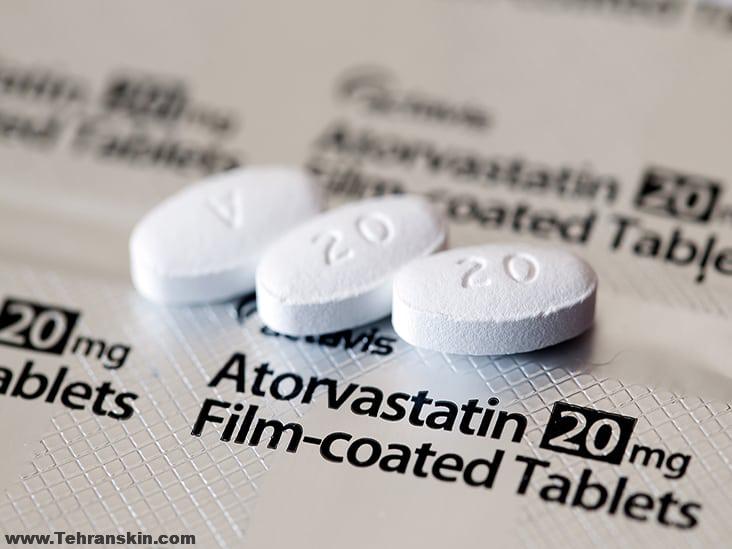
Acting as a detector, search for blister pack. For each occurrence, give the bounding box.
[1,1,731,547]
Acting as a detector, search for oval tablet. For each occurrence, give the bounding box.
[256,195,447,335]
[130,166,322,305]
[392,245,597,355]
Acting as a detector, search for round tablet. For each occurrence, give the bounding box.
[255,195,447,335]
[130,166,322,305]
[392,244,597,355]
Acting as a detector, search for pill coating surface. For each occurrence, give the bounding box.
[256,195,447,335]
[130,167,322,305]
[392,244,597,355]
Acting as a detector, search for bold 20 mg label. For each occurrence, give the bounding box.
[0,297,130,368]
[0,296,138,419]
[633,166,731,225]
[539,402,636,465]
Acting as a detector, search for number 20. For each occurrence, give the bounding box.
[313,212,394,266]
[0,302,69,351]
[457,253,538,288]
[546,411,621,458]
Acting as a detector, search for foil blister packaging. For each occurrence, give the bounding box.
[0,1,731,546]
